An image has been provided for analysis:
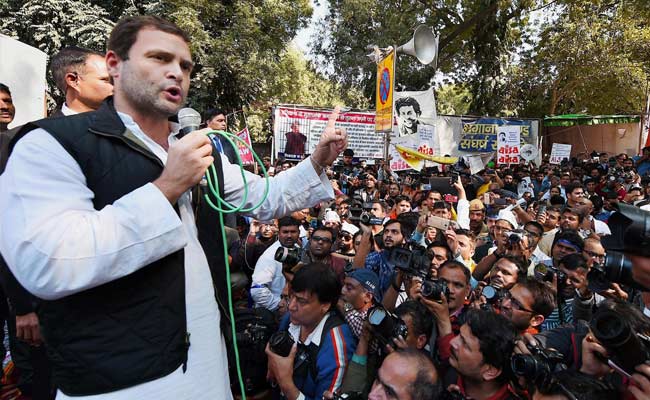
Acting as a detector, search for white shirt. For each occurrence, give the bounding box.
[0,112,334,399]
[251,240,285,310]
[61,103,78,116]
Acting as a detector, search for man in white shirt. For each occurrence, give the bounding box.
[0,16,347,399]
[50,46,114,115]
[251,216,301,311]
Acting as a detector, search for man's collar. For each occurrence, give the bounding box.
[288,313,331,346]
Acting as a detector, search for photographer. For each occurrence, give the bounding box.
[353,219,407,302]
[392,300,434,351]
[486,255,528,291]
[529,369,617,400]
[266,263,356,400]
[251,216,302,311]
[340,269,379,341]
[366,348,439,400]
[540,253,589,331]
[442,309,519,400]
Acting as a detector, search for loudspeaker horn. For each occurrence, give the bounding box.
[396,25,439,66]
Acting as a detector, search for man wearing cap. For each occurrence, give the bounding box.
[468,199,488,238]
[323,210,342,232]
[472,210,520,282]
[336,222,359,259]
[340,269,379,340]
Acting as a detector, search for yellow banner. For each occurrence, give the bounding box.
[375,50,395,132]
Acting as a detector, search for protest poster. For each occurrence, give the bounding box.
[273,106,381,160]
[496,125,521,165]
[549,143,572,165]
[458,117,533,153]
[393,88,437,138]
[235,128,254,165]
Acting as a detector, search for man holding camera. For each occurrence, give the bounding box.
[252,216,302,311]
[353,219,406,302]
[266,263,356,400]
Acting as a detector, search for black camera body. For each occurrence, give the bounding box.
[511,342,566,391]
[421,279,450,302]
[505,231,524,249]
[390,244,432,279]
[533,264,567,289]
[360,212,384,225]
[268,331,294,357]
[481,285,503,304]
[590,308,650,375]
[367,305,408,348]
[274,245,302,266]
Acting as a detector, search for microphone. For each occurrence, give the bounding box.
[177,107,202,138]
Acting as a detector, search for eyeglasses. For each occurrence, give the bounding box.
[584,250,605,260]
[502,291,534,313]
[311,235,332,244]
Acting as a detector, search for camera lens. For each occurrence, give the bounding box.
[268,331,294,357]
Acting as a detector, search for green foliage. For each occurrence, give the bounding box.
[504,0,650,116]
[436,84,472,115]
[312,0,537,115]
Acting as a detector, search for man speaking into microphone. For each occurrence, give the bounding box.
[0,15,347,399]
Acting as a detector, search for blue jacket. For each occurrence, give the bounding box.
[278,312,357,399]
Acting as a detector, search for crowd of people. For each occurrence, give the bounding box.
[0,13,650,400]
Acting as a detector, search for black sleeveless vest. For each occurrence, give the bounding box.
[8,98,228,396]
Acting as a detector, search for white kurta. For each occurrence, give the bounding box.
[0,111,334,399]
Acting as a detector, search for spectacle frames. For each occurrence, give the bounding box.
[502,291,534,313]
[584,250,605,260]
[311,235,332,244]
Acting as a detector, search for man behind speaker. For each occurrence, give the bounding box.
[0,15,347,399]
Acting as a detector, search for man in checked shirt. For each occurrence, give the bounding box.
[340,269,379,340]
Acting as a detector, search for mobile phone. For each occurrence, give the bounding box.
[444,194,458,203]
[421,184,432,191]
[494,198,507,206]
[483,193,491,205]
[426,215,453,231]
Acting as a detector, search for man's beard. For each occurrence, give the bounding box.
[120,61,185,117]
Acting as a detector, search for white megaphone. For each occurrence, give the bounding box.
[396,25,439,66]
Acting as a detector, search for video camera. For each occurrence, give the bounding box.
[367,305,408,348]
[388,242,432,279]
[511,342,567,392]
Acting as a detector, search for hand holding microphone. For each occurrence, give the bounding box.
[154,108,214,203]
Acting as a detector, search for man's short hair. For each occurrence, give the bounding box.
[278,216,301,229]
[566,182,584,195]
[108,16,190,61]
[552,230,584,252]
[372,200,388,213]
[562,205,586,223]
[391,348,441,400]
[394,195,410,204]
[427,241,452,260]
[50,46,103,93]
[203,108,226,123]
[518,278,556,318]
[464,309,517,383]
[0,83,11,96]
[537,369,617,399]
[496,255,527,280]
[395,300,434,342]
[291,263,341,309]
[438,260,471,285]
[524,221,544,235]
[558,253,588,271]
[395,97,421,115]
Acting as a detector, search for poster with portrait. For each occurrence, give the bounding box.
[393,88,437,138]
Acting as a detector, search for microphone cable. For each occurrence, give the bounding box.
[202,129,270,400]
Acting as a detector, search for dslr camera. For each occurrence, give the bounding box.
[274,245,302,267]
[420,279,449,302]
[511,342,567,392]
[367,305,408,348]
